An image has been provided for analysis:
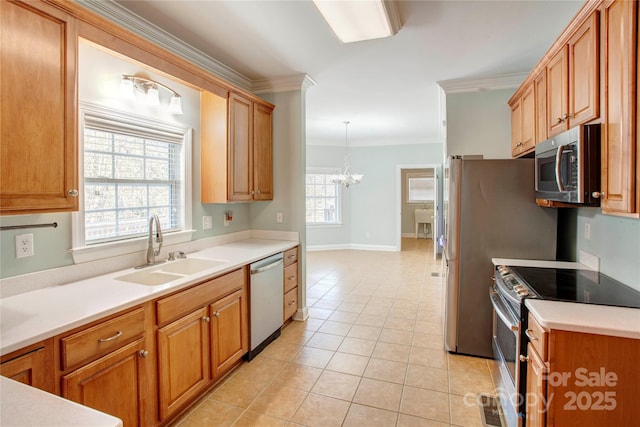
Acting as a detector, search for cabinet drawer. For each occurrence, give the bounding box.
[283,247,298,267]
[61,308,145,371]
[156,268,245,326]
[284,262,298,293]
[527,313,548,362]
[284,287,298,321]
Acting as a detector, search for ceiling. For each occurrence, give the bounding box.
[114,0,584,147]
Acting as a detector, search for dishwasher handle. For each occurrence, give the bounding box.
[250,258,283,275]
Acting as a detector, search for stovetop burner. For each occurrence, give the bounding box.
[508,266,640,309]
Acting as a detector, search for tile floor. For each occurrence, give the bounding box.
[175,238,495,427]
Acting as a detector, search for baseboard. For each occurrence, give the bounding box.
[293,306,309,321]
[306,244,352,252]
[307,243,399,252]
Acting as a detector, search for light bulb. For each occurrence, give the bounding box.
[146,85,160,106]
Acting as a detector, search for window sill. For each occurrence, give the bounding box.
[70,229,195,264]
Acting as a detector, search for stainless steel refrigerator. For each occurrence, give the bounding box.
[444,157,558,358]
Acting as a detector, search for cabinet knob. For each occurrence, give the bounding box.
[592,191,605,199]
[67,189,79,197]
[213,311,220,318]
[202,316,211,323]
[251,190,255,195]
[139,350,149,358]
[256,189,261,195]
[288,300,296,306]
[519,354,529,362]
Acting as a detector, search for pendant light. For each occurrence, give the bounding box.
[330,121,363,188]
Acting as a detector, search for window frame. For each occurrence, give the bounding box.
[406,172,435,204]
[305,168,343,227]
[71,102,193,264]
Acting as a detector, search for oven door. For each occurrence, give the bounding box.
[490,286,522,427]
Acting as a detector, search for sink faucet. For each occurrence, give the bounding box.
[146,214,164,265]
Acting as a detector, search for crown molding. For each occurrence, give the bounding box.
[77,0,253,90]
[252,74,318,94]
[437,72,528,94]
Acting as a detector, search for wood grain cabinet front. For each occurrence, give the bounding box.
[283,246,299,322]
[0,340,54,393]
[201,90,274,203]
[209,289,248,379]
[0,0,78,214]
[510,83,536,157]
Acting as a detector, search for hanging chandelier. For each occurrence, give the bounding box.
[330,121,363,188]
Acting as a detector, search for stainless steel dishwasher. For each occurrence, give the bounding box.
[247,252,284,360]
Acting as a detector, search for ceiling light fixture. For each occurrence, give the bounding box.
[331,121,363,188]
[312,0,402,43]
[120,75,183,114]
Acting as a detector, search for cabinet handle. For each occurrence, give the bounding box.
[519,355,529,362]
[592,191,605,199]
[213,311,220,318]
[288,275,295,280]
[67,189,79,197]
[287,254,296,260]
[251,190,255,195]
[563,113,572,121]
[202,316,211,323]
[525,329,537,341]
[139,350,149,358]
[98,330,123,342]
[288,300,296,306]
[556,117,564,123]
[256,189,261,195]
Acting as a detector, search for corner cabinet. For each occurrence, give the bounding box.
[0,340,55,393]
[510,83,536,157]
[201,90,274,203]
[599,0,639,217]
[0,0,78,214]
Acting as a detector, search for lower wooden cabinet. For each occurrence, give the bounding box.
[0,340,54,392]
[525,343,547,427]
[283,246,299,322]
[157,307,210,420]
[210,289,248,378]
[61,338,148,427]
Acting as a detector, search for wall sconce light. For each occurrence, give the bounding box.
[120,74,183,114]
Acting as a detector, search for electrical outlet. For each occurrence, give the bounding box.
[15,233,34,258]
[223,214,230,227]
[202,216,212,230]
[276,212,283,224]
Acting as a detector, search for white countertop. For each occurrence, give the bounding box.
[0,238,297,356]
[526,299,640,339]
[0,377,122,427]
[492,258,589,269]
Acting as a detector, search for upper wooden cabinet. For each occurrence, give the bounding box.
[547,12,599,137]
[599,0,638,217]
[201,91,274,203]
[510,83,536,157]
[0,0,78,214]
[534,70,548,143]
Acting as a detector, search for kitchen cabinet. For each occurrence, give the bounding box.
[598,0,639,217]
[155,267,247,421]
[0,340,54,393]
[201,91,274,203]
[0,0,78,214]
[283,246,299,322]
[210,289,247,378]
[510,83,536,157]
[547,12,599,138]
[59,307,151,427]
[534,70,548,144]
[524,312,640,425]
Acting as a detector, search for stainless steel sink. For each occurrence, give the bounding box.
[114,258,228,286]
[161,258,228,275]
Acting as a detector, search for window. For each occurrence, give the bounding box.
[72,103,192,262]
[306,172,341,225]
[407,173,434,203]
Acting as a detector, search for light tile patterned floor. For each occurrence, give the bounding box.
[174,238,494,427]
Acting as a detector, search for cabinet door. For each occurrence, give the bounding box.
[62,339,147,427]
[547,46,569,137]
[526,344,547,427]
[0,0,78,214]
[521,84,536,153]
[210,289,247,379]
[228,93,253,201]
[510,98,523,157]
[157,307,210,420]
[0,345,53,393]
[253,103,274,200]
[534,70,548,143]
[600,0,638,215]
[568,12,599,127]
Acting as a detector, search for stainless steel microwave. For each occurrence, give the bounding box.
[535,124,601,205]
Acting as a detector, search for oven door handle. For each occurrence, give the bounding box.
[555,144,566,192]
[489,288,519,332]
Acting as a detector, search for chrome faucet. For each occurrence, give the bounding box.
[145,214,164,266]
